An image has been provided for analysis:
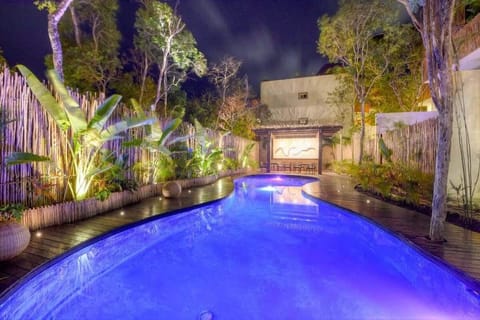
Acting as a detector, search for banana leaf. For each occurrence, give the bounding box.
[16,65,70,131]
[5,152,50,166]
[88,94,122,131]
[46,69,87,134]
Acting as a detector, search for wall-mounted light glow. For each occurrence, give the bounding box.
[120,211,125,216]
[36,231,42,238]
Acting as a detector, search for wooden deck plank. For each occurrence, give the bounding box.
[303,173,480,281]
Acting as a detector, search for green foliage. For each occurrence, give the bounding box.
[183,120,224,177]
[0,203,25,222]
[129,99,186,154]
[5,152,50,166]
[465,0,480,21]
[93,151,138,201]
[58,0,121,93]
[185,93,218,128]
[128,99,186,183]
[318,0,407,162]
[378,136,393,162]
[371,25,425,113]
[34,0,56,14]
[333,160,434,206]
[239,142,257,169]
[133,153,176,183]
[134,0,206,115]
[0,48,7,66]
[110,72,157,106]
[167,87,188,116]
[231,111,256,140]
[170,144,193,179]
[15,65,153,200]
[187,145,223,177]
[252,103,272,125]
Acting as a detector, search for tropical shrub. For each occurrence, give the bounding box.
[127,99,186,183]
[0,203,25,222]
[7,65,153,200]
[333,160,433,206]
[93,151,139,201]
[184,120,224,177]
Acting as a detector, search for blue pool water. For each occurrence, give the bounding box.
[1,175,480,319]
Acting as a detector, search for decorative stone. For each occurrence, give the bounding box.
[162,181,182,198]
[0,222,31,261]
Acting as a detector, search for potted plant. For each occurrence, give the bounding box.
[0,203,30,260]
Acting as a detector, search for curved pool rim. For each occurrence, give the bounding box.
[1,173,480,304]
[0,181,236,302]
[300,178,480,292]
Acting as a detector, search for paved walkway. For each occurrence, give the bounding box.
[1,173,480,296]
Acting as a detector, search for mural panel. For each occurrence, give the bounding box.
[273,136,318,159]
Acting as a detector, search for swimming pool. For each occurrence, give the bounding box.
[1,175,480,319]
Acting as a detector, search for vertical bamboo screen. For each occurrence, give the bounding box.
[380,118,437,174]
[333,120,437,174]
[0,66,257,207]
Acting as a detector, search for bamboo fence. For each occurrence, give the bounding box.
[380,118,437,174]
[0,66,258,207]
[454,13,480,61]
[333,120,437,174]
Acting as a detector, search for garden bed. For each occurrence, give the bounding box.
[21,169,251,231]
[355,184,480,233]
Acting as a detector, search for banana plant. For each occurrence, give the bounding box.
[7,65,154,200]
[186,119,224,177]
[128,99,187,155]
[127,99,189,183]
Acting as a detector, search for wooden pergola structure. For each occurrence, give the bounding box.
[254,123,342,175]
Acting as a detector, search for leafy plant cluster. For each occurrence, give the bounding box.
[4,66,257,205]
[333,160,434,207]
[0,203,25,223]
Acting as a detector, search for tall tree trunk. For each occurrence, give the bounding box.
[397,0,456,241]
[163,71,169,117]
[69,6,81,46]
[422,0,456,241]
[139,53,150,106]
[47,0,75,80]
[430,109,453,240]
[155,42,171,118]
[359,99,366,164]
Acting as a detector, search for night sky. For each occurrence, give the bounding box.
[0,0,338,93]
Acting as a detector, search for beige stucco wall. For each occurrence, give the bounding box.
[449,70,480,204]
[260,75,341,124]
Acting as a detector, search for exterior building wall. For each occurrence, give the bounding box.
[449,70,480,203]
[260,75,341,124]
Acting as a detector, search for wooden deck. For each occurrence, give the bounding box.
[303,173,480,281]
[1,173,480,296]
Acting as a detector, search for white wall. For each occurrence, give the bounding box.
[260,75,342,124]
[449,70,480,203]
[376,112,438,135]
